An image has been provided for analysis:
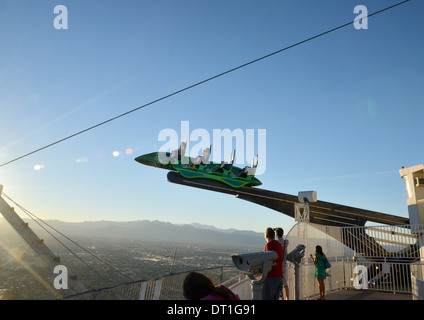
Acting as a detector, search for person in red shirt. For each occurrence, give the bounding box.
[262,227,284,300]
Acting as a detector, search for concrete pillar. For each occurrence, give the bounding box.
[399,165,424,275]
[399,164,424,226]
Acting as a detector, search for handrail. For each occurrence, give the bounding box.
[65,265,235,300]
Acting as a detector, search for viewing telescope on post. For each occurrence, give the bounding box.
[231,251,278,300]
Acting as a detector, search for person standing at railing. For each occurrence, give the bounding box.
[262,227,284,300]
[310,245,327,300]
[275,227,290,300]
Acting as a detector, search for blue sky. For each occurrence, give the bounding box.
[0,0,422,234]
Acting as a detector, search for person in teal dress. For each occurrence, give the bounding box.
[310,245,327,300]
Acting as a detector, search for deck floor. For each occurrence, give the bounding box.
[321,289,412,300]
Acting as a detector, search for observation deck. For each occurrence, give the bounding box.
[66,222,424,301]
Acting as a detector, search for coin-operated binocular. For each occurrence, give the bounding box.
[287,244,306,264]
[232,251,278,280]
[287,244,306,300]
[231,251,278,300]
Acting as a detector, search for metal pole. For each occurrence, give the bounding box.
[251,281,263,300]
[169,246,177,274]
[294,263,301,300]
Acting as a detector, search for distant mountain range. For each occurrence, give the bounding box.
[0,218,265,249]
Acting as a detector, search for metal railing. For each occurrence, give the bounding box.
[66,259,424,300]
[67,222,424,300]
[411,261,424,300]
[66,266,239,300]
[258,258,424,300]
[283,222,424,299]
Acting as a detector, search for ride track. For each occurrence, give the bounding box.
[167,171,409,228]
[167,171,420,264]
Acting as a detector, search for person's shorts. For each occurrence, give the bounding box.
[262,277,283,300]
[282,266,288,286]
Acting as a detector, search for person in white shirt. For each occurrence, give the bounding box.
[275,227,289,300]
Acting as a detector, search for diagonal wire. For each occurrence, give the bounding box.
[1,191,135,282]
[0,0,411,168]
